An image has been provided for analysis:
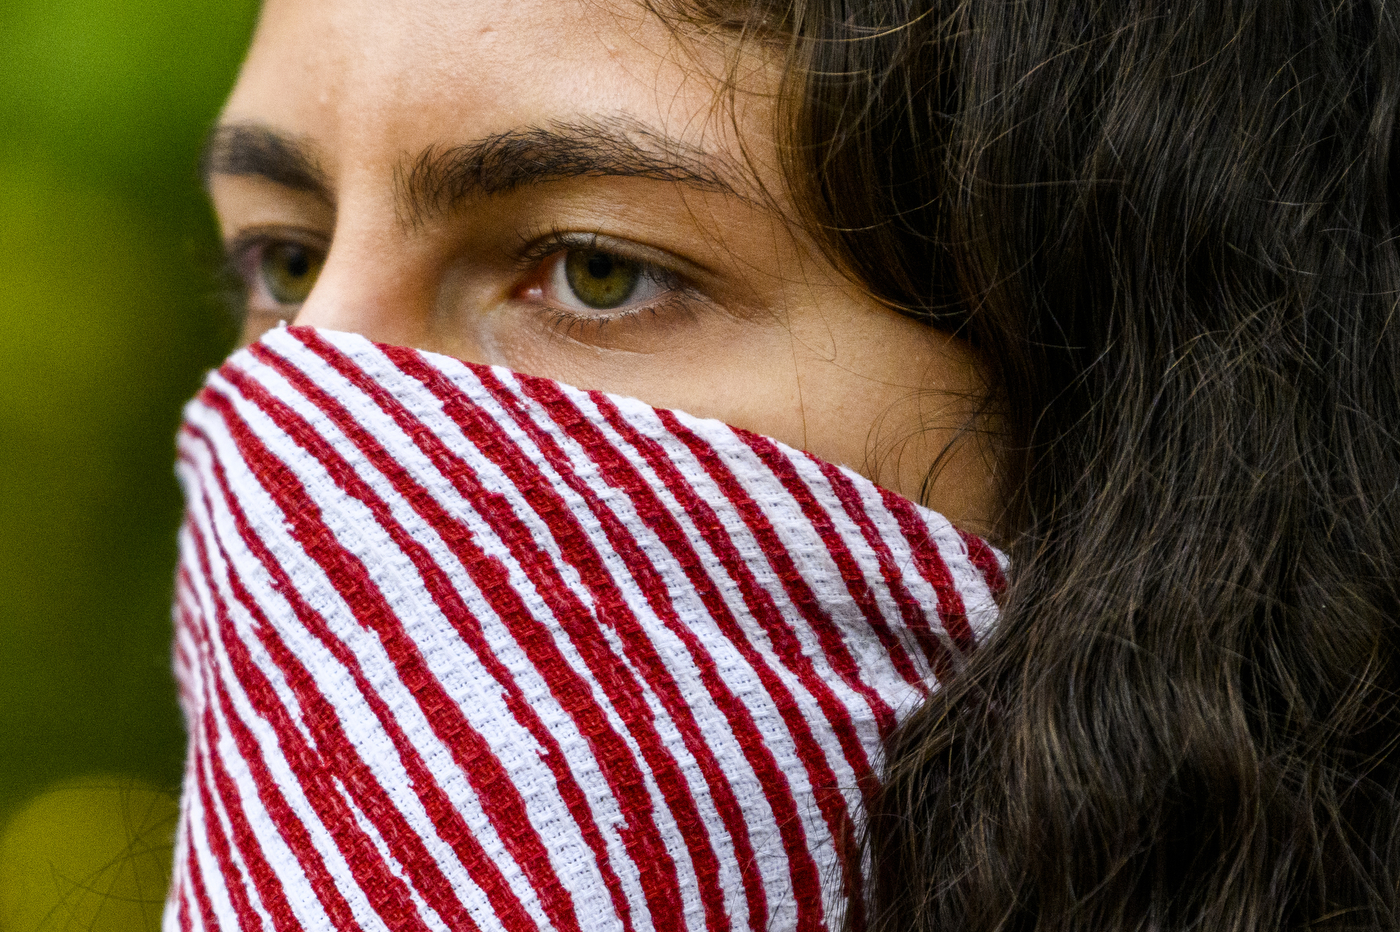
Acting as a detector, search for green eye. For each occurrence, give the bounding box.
[259,241,324,305]
[563,249,643,309]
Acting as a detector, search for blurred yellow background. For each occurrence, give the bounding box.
[0,2,260,928]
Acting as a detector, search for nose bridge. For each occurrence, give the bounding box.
[293,197,434,350]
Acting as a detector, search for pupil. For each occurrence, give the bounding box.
[261,241,324,305]
[564,248,640,309]
[284,248,309,278]
[586,252,614,279]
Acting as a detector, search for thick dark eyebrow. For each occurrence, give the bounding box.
[395,117,748,226]
[201,117,749,224]
[201,123,332,200]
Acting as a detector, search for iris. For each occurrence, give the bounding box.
[260,241,323,305]
[564,249,642,309]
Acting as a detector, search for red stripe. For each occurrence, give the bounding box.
[729,432,900,733]
[652,413,878,788]
[209,378,607,932]
[185,821,226,932]
[511,378,871,931]
[183,433,485,932]
[182,563,364,932]
[173,578,203,716]
[287,331,713,932]
[190,408,535,932]
[180,568,310,932]
[179,326,998,932]
[194,656,300,932]
[193,743,267,932]
[244,343,689,932]
[645,411,883,931]
[200,714,302,932]
[649,414,890,929]
[806,459,954,681]
[184,457,462,930]
[173,584,198,704]
[391,342,800,932]
[593,397,881,930]
[176,852,197,932]
[470,366,815,932]
[877,489,975,650]
[958,528,1008,600]
[174,641,197,708]
[243,343,650,932]
[784,457,923,686]
[205,678,362,932]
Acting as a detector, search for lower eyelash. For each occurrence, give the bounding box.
[543,292,698,341]
[546,306,650,341]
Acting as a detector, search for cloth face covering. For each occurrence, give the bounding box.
[167,326,1006,932]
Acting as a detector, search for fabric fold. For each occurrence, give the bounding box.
[166,325,1006,932]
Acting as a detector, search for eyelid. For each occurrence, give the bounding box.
[223,224,331,265]
[515,227,713,284]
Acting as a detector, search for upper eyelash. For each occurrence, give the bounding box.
[513,228,701,324]
[514,226,688,286]
[223,229,329,274]
[514,226,602,266]
[218,226,703,326]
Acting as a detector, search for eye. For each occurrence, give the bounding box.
[258,241,324,305]
[226,233,327,312]
[555,249,668,310]
[525,241,678,317]
[507,234,713,350]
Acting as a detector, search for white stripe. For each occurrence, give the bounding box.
[172,325,1007,932]
[840,473,965,677]
[283,331,735,929]
[180,735,258,932]
[479,364,887,929]
[177,808,215,930]
[548,383,875,873]
[583,396,870,792]
[166,602,206,932]
[493,373,843,890]
[922,509,1002,645]
[181,427,425,932]
[186,400,502,932]
[232,344,676,932]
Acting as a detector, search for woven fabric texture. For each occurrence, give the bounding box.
[167,325,1007,932]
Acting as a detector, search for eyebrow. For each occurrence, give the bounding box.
[202,124,332,200]
[201,117,747,225]
[398,118,746,225]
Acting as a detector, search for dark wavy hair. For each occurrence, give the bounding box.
[667,0,1400,927]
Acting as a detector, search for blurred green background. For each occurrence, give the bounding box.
[0,1,260,927]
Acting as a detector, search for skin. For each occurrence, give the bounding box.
[208,0,999,530]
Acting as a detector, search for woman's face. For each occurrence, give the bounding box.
[209,0,997,528]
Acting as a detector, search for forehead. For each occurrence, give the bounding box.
[227,0,770,177]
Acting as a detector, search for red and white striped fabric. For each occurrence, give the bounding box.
[167,325,1006,932]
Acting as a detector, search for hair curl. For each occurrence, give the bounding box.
[671,0,1400,927]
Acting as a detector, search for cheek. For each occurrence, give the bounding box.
[767,309,994,523]
[448,291,956,486]
[450,303,803,417]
